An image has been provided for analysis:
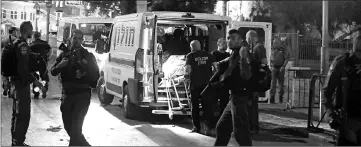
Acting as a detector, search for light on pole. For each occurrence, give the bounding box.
[46,0,53,42]
[34,3,40,32]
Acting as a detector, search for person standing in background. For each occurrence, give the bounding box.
[210,38,230,126]
[246,30,266,134]
[269,37,290,103]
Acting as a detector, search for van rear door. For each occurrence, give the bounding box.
[138,13,158,103]
[229,21,272,102]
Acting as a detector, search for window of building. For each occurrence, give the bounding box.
[14,11,17,19]
[30,13,32,21]
[2,10,6,18]
[21,12,24,19]
[11,11,14,19]
[33,13,35,20]
[24,12,27,20]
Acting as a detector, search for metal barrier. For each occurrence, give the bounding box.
[307,74,327,130]
[286,67,320,108]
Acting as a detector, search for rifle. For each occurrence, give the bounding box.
[200,70,223,97]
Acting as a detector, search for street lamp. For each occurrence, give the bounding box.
[46,0,53,42]
[33,2,40,31]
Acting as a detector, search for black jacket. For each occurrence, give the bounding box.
[30,39,51,61]
[51,47,93,93]
[323,53,361,116]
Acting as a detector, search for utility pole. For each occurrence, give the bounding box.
[46,0,53,42]
[221,0,228,16]
[320,0,329,122]
[34,3,40,32]
[321,0,329,75]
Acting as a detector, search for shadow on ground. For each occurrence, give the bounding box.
[101,103,319,144]
[259,108,319,121]
[253,122,309,143]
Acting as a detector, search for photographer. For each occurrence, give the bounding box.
[323,35,361,146]
[51,29,100,146]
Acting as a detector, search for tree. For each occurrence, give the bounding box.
[84,0,218,17]
[83,0,136,17]
[149,0,217,13]
[249,0,361,38]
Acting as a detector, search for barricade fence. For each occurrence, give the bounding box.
[274,33,352,109]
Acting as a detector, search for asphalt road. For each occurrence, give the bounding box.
[1,39,325,146]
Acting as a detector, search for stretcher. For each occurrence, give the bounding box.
[152,75,192,120]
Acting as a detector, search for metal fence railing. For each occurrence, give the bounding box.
[307,74,336,137]
[286,67,320,108]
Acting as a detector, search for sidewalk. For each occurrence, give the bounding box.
[258,103,336,145]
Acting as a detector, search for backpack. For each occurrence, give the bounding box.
[1,36,18,77]
[84,51,100,88]
[251,61,272,92]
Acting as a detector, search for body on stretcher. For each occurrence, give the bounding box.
[153,75,193,120]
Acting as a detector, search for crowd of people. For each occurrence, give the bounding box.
[1,21,100,146]
[1,20,360,146]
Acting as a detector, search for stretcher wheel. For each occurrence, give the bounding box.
[169,112,174,120]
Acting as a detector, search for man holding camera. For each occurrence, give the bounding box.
[323,35,361,146]
[51,29,100,146]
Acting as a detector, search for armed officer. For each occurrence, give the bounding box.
[51,29,99,146]
[9,21,44,146]
[214,29,253,146]
[29,31,51,99]
[323,35,361,146]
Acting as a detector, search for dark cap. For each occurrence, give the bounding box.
[33,31,41,38]
[9,27,18,34]
[71,29,84,37]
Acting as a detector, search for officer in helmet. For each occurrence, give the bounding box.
[323,35,361,146]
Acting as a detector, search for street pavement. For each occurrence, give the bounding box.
[1,42,330,146]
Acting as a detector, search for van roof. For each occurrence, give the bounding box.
[114,11,231,22]
[59,17,114,23]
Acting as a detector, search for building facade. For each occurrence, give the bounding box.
[1,0,86,36]
[1,1,36,36]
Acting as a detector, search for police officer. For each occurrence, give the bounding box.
[29,31,51,99]
[210,38,230,124]
[51,29,96,146]
[270,37,290,103]
[323,35,361,146]
[185,40,217,134]
[246,30,266,134]
[10,21,44,146]
[214,29,253,146]
[2,27,18,97]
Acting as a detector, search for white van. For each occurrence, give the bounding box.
[56,17,113,66]
[98,12,272,119]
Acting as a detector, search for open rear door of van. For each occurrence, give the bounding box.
[229,21,272,103]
